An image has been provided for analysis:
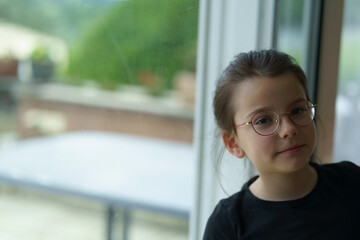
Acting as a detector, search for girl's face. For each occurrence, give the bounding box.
[228,72,316,176]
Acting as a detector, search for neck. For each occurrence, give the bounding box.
[249,163,317,201]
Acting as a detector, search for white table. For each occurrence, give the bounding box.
[0,131,195,240]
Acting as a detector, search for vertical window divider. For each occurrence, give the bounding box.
[301,0,324,102]
[316,0,345,163]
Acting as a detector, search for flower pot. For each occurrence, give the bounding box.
[174,71,196,105]
[32,62,54,82]
[0,60,19,77]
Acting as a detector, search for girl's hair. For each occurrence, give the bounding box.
[213,49,310,133]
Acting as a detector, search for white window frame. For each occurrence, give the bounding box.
[189,1,275,239]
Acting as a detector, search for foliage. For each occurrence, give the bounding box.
[338,32,360,91]
[30,44,52,63]
[278,0,303,28]
[66,0,199,93]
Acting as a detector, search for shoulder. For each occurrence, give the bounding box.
[203,191,243,240]
[318,160,360,175]
[315,160,360,185]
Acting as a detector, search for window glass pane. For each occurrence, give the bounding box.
[333,0,360,165]
[276,0,304,64]
[0,0,198,239]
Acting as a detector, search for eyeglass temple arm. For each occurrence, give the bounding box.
[234,121,252,128]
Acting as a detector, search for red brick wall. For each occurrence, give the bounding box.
[17,99,194,143]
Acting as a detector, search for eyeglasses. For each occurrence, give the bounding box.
[234,100,316,136]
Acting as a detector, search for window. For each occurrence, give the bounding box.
[0,0,198,239]
[333,0,360,165]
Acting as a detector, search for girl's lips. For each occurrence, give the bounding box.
[277,144,305,155]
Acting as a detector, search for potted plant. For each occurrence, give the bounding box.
[0,51,19,77]
[30,44,55,82]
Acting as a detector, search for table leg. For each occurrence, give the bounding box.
[106,206,131,240]
[122,210,130,240]
[106,206,115,240]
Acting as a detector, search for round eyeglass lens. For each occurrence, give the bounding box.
[251,111,279,135]
[289,101,315,126]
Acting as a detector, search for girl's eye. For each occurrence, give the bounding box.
[291,107,307,116]
[255,117,273,125]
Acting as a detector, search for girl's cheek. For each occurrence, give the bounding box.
[307,124,317,151]
[260,137,276,152]
[251,135,274,153]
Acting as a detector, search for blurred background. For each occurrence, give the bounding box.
[0,0,198,142]
[0,0,359,240]
[0,0,197,239]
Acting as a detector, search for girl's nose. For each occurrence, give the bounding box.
[278,116,298,138]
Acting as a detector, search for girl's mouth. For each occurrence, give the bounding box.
[277,144,305,155]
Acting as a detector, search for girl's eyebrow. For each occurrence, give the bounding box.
[245,97,307,119]
[245,106,273,119]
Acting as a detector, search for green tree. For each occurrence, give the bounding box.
[66,0,199,93]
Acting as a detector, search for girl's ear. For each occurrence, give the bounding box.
[222,131,245,158]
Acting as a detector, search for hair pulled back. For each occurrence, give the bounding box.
[213,49,310,133]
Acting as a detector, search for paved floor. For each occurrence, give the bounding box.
[0,185,188,240]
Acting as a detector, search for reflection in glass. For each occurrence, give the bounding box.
[333,0,360,165]
[276,0,304,64]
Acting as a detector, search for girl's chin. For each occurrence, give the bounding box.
[276,157,311,173]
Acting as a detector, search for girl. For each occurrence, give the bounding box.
[203,49,360,239]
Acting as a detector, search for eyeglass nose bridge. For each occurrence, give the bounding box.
[276,111,297,128]
[262,111,296,135]
[275,109,314,130]
[278,111,293,122]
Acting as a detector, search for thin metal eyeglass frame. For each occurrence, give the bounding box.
[233,100,316,136]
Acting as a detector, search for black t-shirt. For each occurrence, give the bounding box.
[203,161,360,240]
